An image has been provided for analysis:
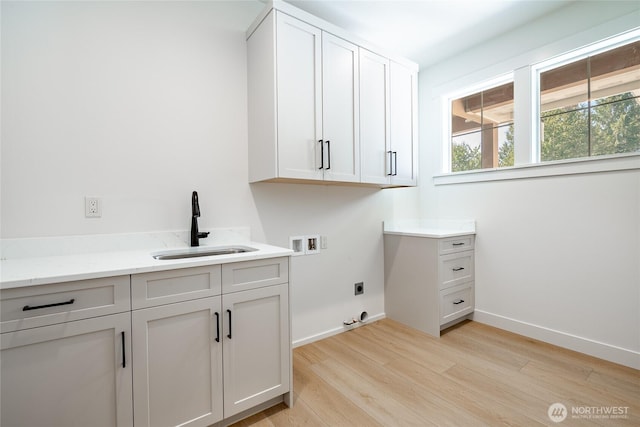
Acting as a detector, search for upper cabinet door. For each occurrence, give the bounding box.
[322,32,360,183]
[390,61,418,186]
[359,48,390,185]
[275,13,323,181]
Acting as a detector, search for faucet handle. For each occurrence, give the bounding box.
[192,191,200,217]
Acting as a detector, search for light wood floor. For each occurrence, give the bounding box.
[232,318,640,426]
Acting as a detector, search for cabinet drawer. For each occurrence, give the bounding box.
[440,284,473,325]
[438,235,474,255]
[439,252,474,290]
[222,257,288,294]
[132,265,222,309]
[1,276,130,333]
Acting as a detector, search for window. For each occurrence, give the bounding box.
[539,41,640,162]
[450,82,514,172]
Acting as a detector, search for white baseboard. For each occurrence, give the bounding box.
[292,312,386,348]
[472,310,640,370]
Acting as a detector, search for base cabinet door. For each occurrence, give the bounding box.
[222,284,290,417]
[132,297,223,427]
[0,313,133,427]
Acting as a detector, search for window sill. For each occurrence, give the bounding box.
[433,153,640,185]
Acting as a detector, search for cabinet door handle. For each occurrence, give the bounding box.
[393,151,398,176]
[318,139,324,169]
[325,140,331,170]
[226,309,232,339]
[387,151,393,176]
[453,299,465,305]
[214,312,220,343]
[121,331,126,368]
[453,267,465,271]
[23,298,75,311]
[452,242,465,246]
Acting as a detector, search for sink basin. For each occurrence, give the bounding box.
[151,246,257,260]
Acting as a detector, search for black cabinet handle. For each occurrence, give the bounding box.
[393,151,398,176]
[226,309,232,339]
[121,331,126,368]
[452,242,465,246]
[453,267,465,271]
[214,312,220,343]
[326,140,331,170]
[23,298,75,311]
[318,139,324,169]
[453,299,465,305]
[387,151,393,176]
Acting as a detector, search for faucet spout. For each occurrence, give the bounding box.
[190,191,210,247]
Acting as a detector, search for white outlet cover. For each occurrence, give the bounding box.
[85,197,101,218]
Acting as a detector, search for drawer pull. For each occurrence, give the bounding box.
[22,298,75,311]
[453,299,465,305]
[452,242,465,246]
[226,309,232,339]
[452,267,465,272]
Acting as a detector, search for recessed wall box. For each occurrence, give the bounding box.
[289,236,305,256]
[306,235,320,255]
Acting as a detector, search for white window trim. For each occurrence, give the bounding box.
[434,152,640,185]
[442,73,514,174]
[439,28,640,184]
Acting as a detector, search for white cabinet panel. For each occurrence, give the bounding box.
[1,313,133,427]
[132,297,223,427]
[275,12,323,181]
[223,284,290,417]
[389,61,418,186]
[322,32,360,182]
[360,48,390,184]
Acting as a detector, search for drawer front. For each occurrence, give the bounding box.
[1,276,130,333]
[222,257,288,294]
[439,235,475,255]
[440,284,474,325]
[131,265,222,309]
[439,252,474,290]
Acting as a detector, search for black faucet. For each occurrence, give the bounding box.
[191,191,210,247]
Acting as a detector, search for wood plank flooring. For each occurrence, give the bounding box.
[231,319,640,426]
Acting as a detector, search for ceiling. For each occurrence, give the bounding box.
[284,0,574,69]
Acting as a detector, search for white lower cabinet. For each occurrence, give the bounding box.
[384,234,475,337]
[131,257,291,426]
[222,284,289,417]
[132,297,223,427]
[0,312,133,427]
[0,256,290,427]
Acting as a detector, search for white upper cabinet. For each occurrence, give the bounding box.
[247,2,417,187]
[272,13,323,181]
[321,32,360,183]
[360,48,390,185]
[389,61,418,186]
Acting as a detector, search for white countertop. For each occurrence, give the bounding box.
[0,228,292,289]
[383,219,476,238]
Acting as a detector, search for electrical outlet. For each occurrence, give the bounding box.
[320,235,328,249]
[85,197,101,218]
[354,282,364,295]
[289,236,305,256]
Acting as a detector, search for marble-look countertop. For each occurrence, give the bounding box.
[383,219,476,238]
[0,228,292,289]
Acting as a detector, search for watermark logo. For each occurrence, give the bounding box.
[548,403,630,422]
[548,403,567,423]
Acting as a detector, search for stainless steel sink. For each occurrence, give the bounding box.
[151,246,257,260]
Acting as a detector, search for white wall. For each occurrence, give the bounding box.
[0,0,393,345]
[418,1,640,367]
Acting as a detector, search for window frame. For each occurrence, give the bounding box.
[531,30,640,164]
[443,73,514,174]
[438,28,640,182]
